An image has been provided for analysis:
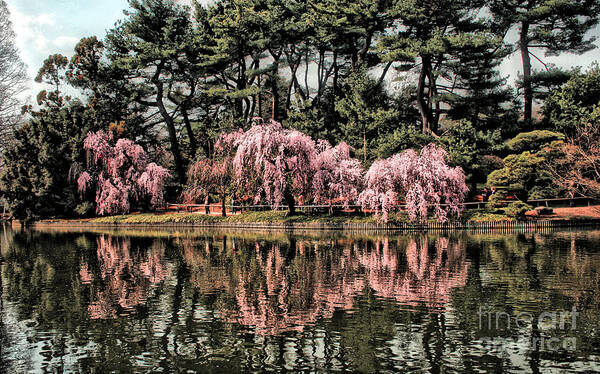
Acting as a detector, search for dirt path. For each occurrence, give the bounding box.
[544,205,600,219]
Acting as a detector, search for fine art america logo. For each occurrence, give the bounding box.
[477,306,578,352]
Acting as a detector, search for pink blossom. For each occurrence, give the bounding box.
[78,131,170,215]
[227,119,316,209]
[312,141,364,208]
[359,143,469,222]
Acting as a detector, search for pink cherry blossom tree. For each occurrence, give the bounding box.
[225,118,317,215]
[77,130,170,215]
[312,140,364,211]
[182,156,234,216]
[359,143,468,222]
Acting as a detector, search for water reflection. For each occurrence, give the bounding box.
[1,225,600,372]
[80,236,170,319]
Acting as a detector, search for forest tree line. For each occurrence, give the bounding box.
[1,0,600,220]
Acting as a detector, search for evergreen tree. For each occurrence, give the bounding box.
[543,64,600,134]
[0,101,100,220]
[105,0,199,184]
[490,0,600,125]
[378,0,499,135]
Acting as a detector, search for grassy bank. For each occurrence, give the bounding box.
[39,210,521,225]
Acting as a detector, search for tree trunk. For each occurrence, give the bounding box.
[520,22,533,126]
[181,107,197,158]
[221,195,227,217]
[156,89,186,185]
[152,61,186,184]
[417,56,434,134]
[257,74,263,118]
[270,53,281,120]
[284,187,296,216]
[363,128,367,163]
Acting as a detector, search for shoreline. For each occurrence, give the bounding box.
[31,217,600,232]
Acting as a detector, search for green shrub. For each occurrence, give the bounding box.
[506,130,564,153]
[485,190,507,209]
[504,201,533,218]
[74,202,94,217]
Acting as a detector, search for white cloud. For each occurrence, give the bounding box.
[7,5,81,102]
[53,36,80,48]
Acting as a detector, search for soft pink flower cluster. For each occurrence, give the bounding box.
[312,141,363,208]
[77,131,170,215]
[219,119,468,222]
[220,119,364,209]
[358,144,469,222]
[231,119,317,207]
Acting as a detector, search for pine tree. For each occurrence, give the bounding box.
[378,0,498,135]
[105,0,198,184]
[0,102,100,220]
[490,0,600,125]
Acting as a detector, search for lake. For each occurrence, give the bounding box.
[1,224,599,373]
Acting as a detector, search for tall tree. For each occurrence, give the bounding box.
[67,36,148,139]
[335,69,399,163]
[0,0,27,150]
[105,0,198,184]
[0,101,100,220]
[490,0,600,125]
[378,0,497,135]
[543,64,600,134]
[35,54,70,109]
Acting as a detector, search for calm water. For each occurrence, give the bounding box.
[1,225,600,373]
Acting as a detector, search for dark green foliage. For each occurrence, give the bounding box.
[506,130,565,153]
[0,102,100,220]
[487,131,565,200]
[375,125,432,159]
[543,65,600,134]
[504,201,533,218]
[335,70,401,162]
[439,120,505,189]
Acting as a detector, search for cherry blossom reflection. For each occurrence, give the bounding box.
[361,236,469,309]
[80,236,170,319]
[183,235,469,334]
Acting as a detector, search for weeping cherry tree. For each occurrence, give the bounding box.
[226,118,316,215]
[312,141,364,211]
[77,130,170,215]
[359,143,468,222]
[182,138,236,216]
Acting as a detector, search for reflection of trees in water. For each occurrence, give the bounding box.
[479,232,600,312]
[451,232,600,373]
[182,235,469,334]
[363,236,469,310]
[80,235,170,319]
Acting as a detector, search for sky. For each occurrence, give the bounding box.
[6,0,130,99]
[5,0,600,103]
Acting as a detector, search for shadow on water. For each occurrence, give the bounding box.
[1,223,600,373]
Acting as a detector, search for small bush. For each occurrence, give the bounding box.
[504,201,533,218]
[74,202,94,217]
[485,190,507,209]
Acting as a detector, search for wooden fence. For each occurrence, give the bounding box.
[36,218,600,233]
[165,196,598,215]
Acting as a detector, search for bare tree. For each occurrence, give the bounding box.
[0,0,27,151]
[547,117,600,198]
